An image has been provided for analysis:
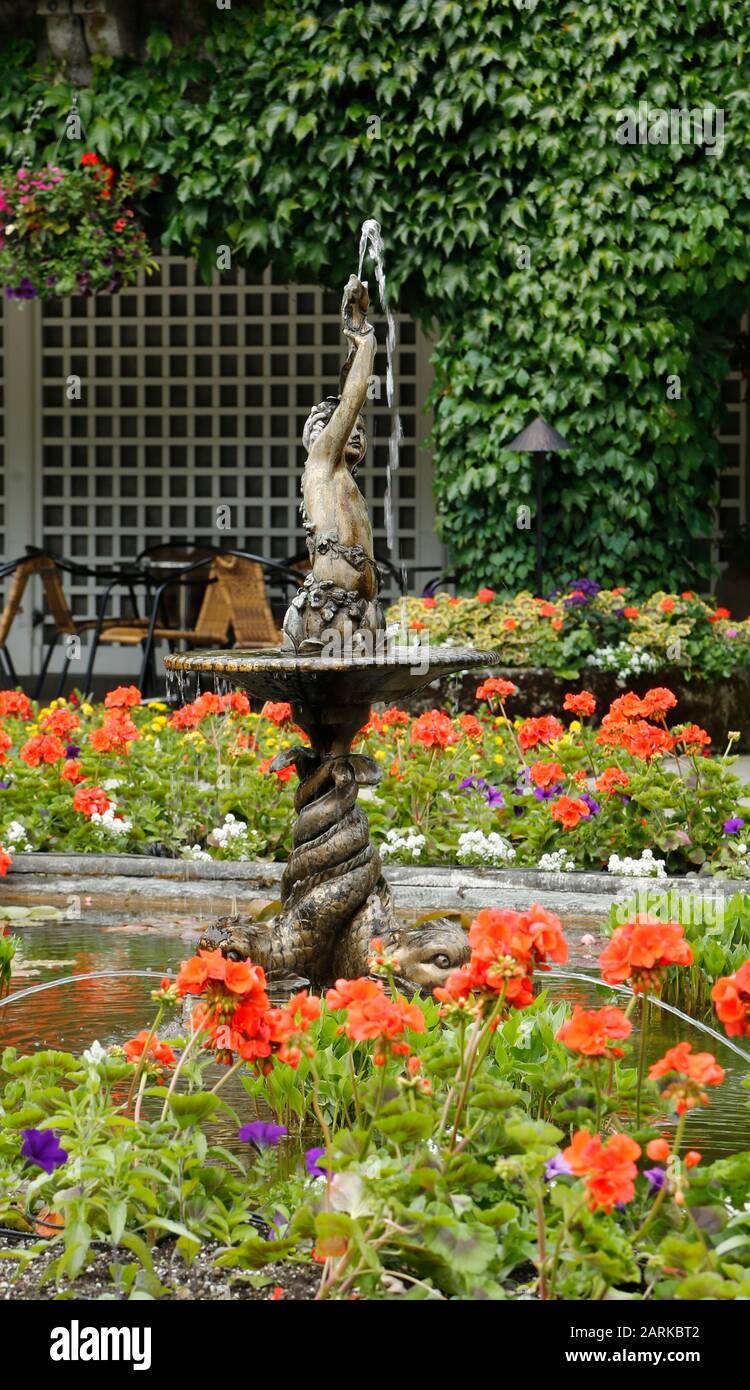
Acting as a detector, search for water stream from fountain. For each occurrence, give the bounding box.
[357,218,402,561]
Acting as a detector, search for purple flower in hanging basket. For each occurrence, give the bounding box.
[238,1121,287,1149]
[7,276,36,300]
[21,1128,68,1174]
[723,817,745,835]
[644,1166,667,1191]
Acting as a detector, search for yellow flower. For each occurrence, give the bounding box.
[569,719,581,732]
[150,717,167,732]
[81,703,93,716]
[494,754,504,765]
[374,749,386,761]
[151,702,167,712]
[445,744,457,755]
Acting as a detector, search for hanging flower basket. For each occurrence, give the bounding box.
[0,152,158,300]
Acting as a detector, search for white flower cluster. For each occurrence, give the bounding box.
[457,830,516,865]
[536,848,576,872]
[102,777,123,791]
[182,844,212,861]
[379,828,426,862]
[3,820,30,849]
[607,848,667,878]
[589,642,659,685]
[90,806,132,837]
[82,1039,108,1068]
[207,812,261,860]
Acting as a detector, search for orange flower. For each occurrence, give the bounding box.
[266,990,321,1068]
[435,906,566,1013]
[0,727,11,763]
[457,713,483,738]
[476,677,517,702]
[19,733,66,766]
[73,785,111,817]
[0,690,32,719]
[529,761,564,789]
[551,618,563,630]
[711,961,750,1037]
[504,617,517,631]
[518,715,564,750]
[659,597,675,614]
[684,1151,702,1169]
[123,1030,176,1069]
[648,1042,724,1113]
[638,687,677,718]
[550,795,590,829]
[563,1130,641,1212]
[563,690,596,717]
[104,685,141,709]
[0,847,11,877]
[708,606,730,623]
[410,710,459,749]
[594,766,629,796]
[623,606,639,619]
[326,976,425,1064]
[599,914,693,992]
[675,723,711,753]
[556,1005,632,1058]
[539,602,557,617]
[381,707,409,728]
[39,708,80,738]
[221,691,251,715]
[476,587,495,602]
[89,712,139,752]
[646,1138,670,1161]
[258,757,295,781]
[262,701,293,725]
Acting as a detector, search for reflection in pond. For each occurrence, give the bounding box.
[2,908,749,1160]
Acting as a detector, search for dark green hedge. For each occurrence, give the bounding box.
[1,0,748,589]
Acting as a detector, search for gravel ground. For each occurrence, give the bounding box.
[0,1236,320,1301]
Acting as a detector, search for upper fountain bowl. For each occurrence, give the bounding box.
[164,644,501,708]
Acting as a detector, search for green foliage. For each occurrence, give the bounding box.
[0,3,747,584]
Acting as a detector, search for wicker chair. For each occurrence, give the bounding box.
[0,553,148,699]
[212,552,283,647]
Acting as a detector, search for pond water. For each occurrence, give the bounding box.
[2,904,749,1160]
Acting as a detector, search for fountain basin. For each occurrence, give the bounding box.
[165,645,501,710]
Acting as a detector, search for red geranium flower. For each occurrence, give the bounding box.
[648,1042,724,1113]
[381,707,409,728]
[73,785,111,818]
[123,1030,176,1070]
[0,847,11,877]
[104,685,142,709]
[261,702,293,725]
[88,711,140,752]
[410,710,459,749]
[325,976,425,1065]
[563,690,596,717]
[556,1005,632,1058]
[550,795,590,829]
[563,1130,641,1212]
[518,715,564,750]
[457,713,483,738]
[476,588,495,602]
[19,733,66,767]
[711,961,750,1037]
[530,761,564,789]
[39,708,80,738]
[599,914,693,993]
[0,691,32,720]
[594,766,629,796]
[476,677,517,702]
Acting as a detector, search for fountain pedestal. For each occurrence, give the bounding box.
[165,647,500,990]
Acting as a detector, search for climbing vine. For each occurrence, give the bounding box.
[0,0,748,590]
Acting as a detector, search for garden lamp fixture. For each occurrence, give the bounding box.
[504,415,572,597]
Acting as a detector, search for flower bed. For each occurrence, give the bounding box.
[0,682,749,879]
[2,906,750,1300]
[388,581,750,683]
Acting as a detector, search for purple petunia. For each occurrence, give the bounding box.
[304,1146,330,1178]
[534,784,561,801]
[21,1128,68,1174]
[545,1153,572,1180]
[65,744,81,760]
[644,1167,667,1191]
[485,785,505,809]
[580,792,601,817]
[238,1121,287,1149]
[723,817,745,835]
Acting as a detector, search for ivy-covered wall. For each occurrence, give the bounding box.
[1,0,748,591]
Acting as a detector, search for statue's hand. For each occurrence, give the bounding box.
[342,274,370,333]
[343,323,374,350]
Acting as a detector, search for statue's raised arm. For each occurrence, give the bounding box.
[315,275,376,469]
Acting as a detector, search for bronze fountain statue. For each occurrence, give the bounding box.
[165,249,501,993]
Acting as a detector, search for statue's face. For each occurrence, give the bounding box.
[382,921,470,993]
[306,402,367,473]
